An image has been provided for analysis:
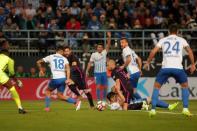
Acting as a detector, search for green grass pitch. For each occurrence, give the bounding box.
[0,100,197,131]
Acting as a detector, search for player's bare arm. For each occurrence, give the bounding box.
[65,64,73,85]
[36,59,45,75]
[121,55,131,69]
[86,61,93,76]
[143,46,160,70]
[136,56,142,75]
[185,46,196,74]
[105,32,111,52]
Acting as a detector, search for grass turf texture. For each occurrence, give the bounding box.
[0,100,197,131]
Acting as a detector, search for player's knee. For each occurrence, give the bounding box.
[57,93,64,100]
[3,79,13,89]
[45,90,51,96]
[180,82,188,88]
[154,82,161,89]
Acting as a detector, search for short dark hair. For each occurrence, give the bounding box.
[64,45,71,50]
[97,43,104,47]
[56,46,64,51]
[120,37,128,43]
[107,92,117,101]
[169,24,178,33]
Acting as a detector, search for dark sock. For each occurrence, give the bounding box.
[85,92,94,107]
[128,102,143,110]
[69,84,80,96]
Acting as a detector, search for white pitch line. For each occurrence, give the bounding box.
[129,110,197,116]
[0,109,197,116]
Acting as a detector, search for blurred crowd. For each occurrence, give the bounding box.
[0,0,197,55]
[15,65,51,78]
[0,0,197,30]
[0,0,195,77]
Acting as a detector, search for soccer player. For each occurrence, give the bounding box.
[144,25,196,117]
[37,46,81,111]
[107,59,178,111]
[120,38,142,100]
[0,41,26,114]
[63,46,94,108]
[107,59,134,110]
[86,32,111,101]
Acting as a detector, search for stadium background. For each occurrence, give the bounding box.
[0,1,197,131]
[0,0,197,100]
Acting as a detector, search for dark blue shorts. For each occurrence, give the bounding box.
[130,71,140,88]
[48,78,66,93]
[94,72,108,86]
[156,68,188,85]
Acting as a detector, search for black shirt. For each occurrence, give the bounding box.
[111,67,130,89]
[66,53,83,78]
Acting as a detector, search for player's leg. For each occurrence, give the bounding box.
[44,88,53,111]
[84,90,94,108]
[68,83,82,98]
[57,92,76,104]
[56,79,81,111]
[149,69,168,116]
[56,91,81,111]
[76,77,95,108]
[100,72,108,101]
[56,79,77,104]
[44,79,57,111]
[130,72,141,100]
[0,72,26,114]
[122,82,133,110]
[122,91,129,111]
[95,73,101,101]
[69,75,83,100]
[174,69,192,116]
[156,99,179,110]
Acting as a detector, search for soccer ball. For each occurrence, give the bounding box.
[96,101,106,111]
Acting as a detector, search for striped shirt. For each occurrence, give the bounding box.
[122,46,139,74]
[43,53,69,79]
[156,34,189,69]
[90,49,107,73]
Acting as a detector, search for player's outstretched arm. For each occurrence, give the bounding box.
[86,62,93,76]
[120,55,131,69]
[136,56,142,75]
[105,32,111,52]
[36,59,44,69]
[143,46,160,70]
[185,46,196,74]
[36,59,45,75]
[65,64,73,85]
